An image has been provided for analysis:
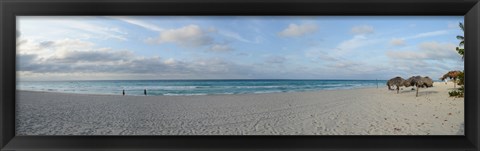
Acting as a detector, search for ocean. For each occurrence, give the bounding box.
[16,79,388,96]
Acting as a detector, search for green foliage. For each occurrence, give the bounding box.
[457,71,464,86]
[459,22,464,32]
[449,71,465,98]
[449,89,464,98]
[448,22,465,98]
[456,47,464,59]
[455,71,465,98]
[456,22,465,59]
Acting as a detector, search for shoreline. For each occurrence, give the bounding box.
[16,82,464,135]
[17,79,388,96]
[16,85,388,97]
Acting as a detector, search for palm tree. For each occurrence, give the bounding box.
[456,22,464,59]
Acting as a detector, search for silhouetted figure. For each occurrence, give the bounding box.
[144,89,147,96]
[123,89,125,96]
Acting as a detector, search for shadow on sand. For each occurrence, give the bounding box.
[447,88,461,91]
[397,88,438,96]
[417,91,439,96]
[399,89,415,93]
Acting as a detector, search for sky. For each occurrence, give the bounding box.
[16,16,464,81]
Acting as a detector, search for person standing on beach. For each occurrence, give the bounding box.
[123,89,125,96]
[144,89,147,96]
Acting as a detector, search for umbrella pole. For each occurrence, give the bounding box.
[416,86,419,97]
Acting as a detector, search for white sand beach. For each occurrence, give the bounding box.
[16,82,464,135]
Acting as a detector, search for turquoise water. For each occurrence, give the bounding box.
[17,80,387,96]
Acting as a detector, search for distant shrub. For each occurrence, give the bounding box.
[449,89,464,98]
[457,71,464,86]
[450,71,464,98]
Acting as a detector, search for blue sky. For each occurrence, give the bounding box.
[16,16,464,81]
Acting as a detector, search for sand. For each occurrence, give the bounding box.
[15,82,464,135]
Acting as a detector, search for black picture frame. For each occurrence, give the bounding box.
[1,0,479,150]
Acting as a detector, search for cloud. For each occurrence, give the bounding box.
[17,54,39,71]
[336,35,382,53]
[163,58,177,65]
[404,30,449,39]
[305,48,338,62]
[385,41,463,78]
[209,44,234,52]
[148,24,214,47]
[351,25,374,35]
[337,35,368,50]
[327,60,360,69]
[112,16,164,32]
[64,20,128,41]
[418,41,460,60]
[236,52,251,56]
[389,38,406,46]
[39,41,55,48]
[447,22,460,29]
[305,48,364,70]
[266,56,287,64]
[147,25,236,52]
[303,45,399,79]
[278,23,318,37]
[386,41,459,61]
[388,30,450,48]
[218,30,259,43]
[17,39,136,73]
[308,28,382,60]
[17,38,259,80]
[17,38,96,60]
[51,49,134,63]
[18,17,128,41]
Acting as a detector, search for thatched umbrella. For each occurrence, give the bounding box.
[422,76,433,88]
[441,71,462,88]
[386,76,405,94]
[404,76,431,97]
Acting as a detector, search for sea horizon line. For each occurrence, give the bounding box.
[17,79,390,82]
